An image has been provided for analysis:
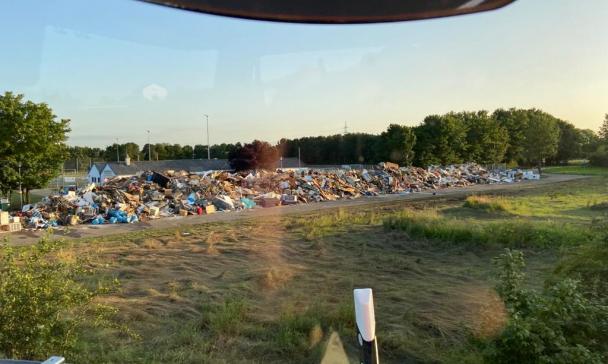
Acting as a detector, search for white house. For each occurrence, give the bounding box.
[87,163,105,184]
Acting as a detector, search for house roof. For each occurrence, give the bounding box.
[88,163,106,174]
[104,159,231,176]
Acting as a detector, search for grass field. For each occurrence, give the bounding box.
[7,175,607,363]
[544,165,608,176]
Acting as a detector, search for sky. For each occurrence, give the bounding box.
[1,0,607,148]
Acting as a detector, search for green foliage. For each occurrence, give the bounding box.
[544,165,608,175]
[464,195,511,212]
[461,111,509,165]
[379,124,416,165]
[383,210,592,248]
[551,120,586,165]
[229,140,280,170]
[0,239,119,360]
[493,108,529,164]
[0,92,70,199]
[554,241,608,299]
[598,114,608,143]
[588,148,608,167]
[523,109,560,171]
[257,302,354,361]
[201,298,248,337]
[414,113,469,166]
[484,249,608,364]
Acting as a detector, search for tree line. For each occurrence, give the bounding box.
[2,91,606,201]
[277,108,600,171]
[67,108,603,172]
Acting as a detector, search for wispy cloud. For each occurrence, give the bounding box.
[142,83,168,101]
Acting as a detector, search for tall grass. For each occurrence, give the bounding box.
[383,210,593,249]
[201,298,248,336]
[464,195,511,212]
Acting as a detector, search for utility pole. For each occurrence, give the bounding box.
[147,130,151,161]
[204,114,210,160]
[344,121,348,135]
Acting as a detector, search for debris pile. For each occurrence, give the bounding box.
[5,163,539,230]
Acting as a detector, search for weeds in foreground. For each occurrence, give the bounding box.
[201,298,249,337]
[484,249,608,363]
[0,239,124,360]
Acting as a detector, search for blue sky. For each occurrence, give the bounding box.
[1,0,607,147]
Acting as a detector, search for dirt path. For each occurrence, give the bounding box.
[3,174,587,245]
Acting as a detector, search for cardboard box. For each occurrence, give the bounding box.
[10,216,20,223]
[205,205,216,214]
[179,209,188,217]
[1,222,21,232]
[8,222,21,232]
[0,211,9,225]
[281,195,298,205]
[261,198,281,208]
[148,206,160,217]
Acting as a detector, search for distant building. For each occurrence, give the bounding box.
[88,163,106,184]
[87,156,231,184]
[273,157,304,169]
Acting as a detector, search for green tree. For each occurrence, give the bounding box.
[460,111,509,165]
[0,92,70,202]
[551,120,584,165]
[379,124,416,165]
[181,145,194,159]
[598,114,608,142]
[228,140,279,170]
[414,114,468,167]
[123,142,141,161]
[493,108,529,165]
[579,129,600,157]
[522,109,560,174]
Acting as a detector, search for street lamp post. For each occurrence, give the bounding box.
[204,114,210,160]
[147,130,151,161]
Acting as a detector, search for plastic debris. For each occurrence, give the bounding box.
[0,163,540,231]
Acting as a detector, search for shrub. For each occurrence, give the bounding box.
[0,239,119,360]
[554,241,608,299]
[484,249,608,364]
[588,150,608,167]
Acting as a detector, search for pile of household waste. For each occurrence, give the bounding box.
[10,162,539,230]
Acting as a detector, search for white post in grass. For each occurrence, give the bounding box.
[354,288,380,364]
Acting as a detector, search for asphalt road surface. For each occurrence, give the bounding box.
[3,174,588,246]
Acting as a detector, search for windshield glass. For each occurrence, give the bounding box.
[1,1,607,363]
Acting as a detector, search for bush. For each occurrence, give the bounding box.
[0,239,119,360]
[588,150,608,167]
[484,249,608,364]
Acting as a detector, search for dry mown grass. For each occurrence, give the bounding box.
[51,187,580,363]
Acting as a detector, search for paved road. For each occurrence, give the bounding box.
[2,174,587,245]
